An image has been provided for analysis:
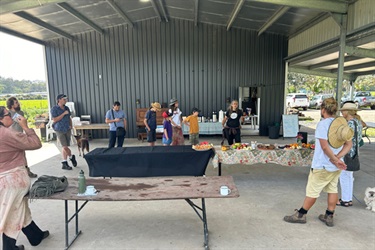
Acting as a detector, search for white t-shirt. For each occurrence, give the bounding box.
[169,108,182,126]
[311,117,343,172]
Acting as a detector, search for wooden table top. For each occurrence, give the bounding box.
[36,176,239,201]
[74,123,109,129]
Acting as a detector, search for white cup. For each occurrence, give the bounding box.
[220,185,231,196]
[86,185,96,195]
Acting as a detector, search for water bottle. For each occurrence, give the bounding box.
[78,170,86,194]
[212,111,217,122]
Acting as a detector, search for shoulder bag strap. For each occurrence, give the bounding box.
[353,120,358,157]
[111,109,117,127]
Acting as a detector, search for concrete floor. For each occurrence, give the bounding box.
[3,130,375,250]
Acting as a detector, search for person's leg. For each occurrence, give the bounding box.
[22,221,49,246]
[108,131,116,148]
[234,128,241,143]
[2,233,23,250]
[227,131,234,145]
[117,135,125,147]
[339,170,351,205]
[189,134,194,145]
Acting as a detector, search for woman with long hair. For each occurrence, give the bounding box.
[0,106,49,250]
[222,100,243,145]
[169,98,184,145]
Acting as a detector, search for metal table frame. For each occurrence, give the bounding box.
[63,198,209,250]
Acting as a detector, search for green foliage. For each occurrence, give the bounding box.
[0,76,47,96]
[0,99,49,127]
[287,73,375,96]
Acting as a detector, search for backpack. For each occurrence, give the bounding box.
[29,175,69,199]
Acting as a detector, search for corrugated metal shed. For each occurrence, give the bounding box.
[46,19,287,137]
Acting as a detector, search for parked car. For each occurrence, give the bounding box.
[309,94,333,109]
[286,93,309,110]
[342,91,375,109]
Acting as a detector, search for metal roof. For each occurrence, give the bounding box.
[0,0,374,79]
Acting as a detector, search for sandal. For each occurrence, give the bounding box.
[338,199,349,207]
[348,201,353,206]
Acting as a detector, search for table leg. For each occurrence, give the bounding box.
[64,200,89,250]
[185,199,209,249]
[363,127,371,144]
[218,162,222,176]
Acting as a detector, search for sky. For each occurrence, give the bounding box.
[0,32,46,81]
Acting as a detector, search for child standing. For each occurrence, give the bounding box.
[184,107,200,145]
[144,102,161,146]
[162,111,173,146]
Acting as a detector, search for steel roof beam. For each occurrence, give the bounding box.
[227,0,245,31]
[248,0,348,14]
[331,61,375,73]
[289,66,351,79]
[107,0,134,28]
[150,0,162,22]
[345,46,375,59]
[258,6,289,36]
[0,26,46,45]
[158,0,169,22]
[0,0,65,15]
[57,2,104,35]
[352,70,375,78]
[308,56,360,70]
[194,0,199,27]
[14,11,74,40]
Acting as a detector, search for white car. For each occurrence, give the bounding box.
[286,93,309,110]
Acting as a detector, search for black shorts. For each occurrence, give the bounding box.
[147,129,156,142]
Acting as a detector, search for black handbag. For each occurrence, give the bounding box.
[344,120,360,171]
[111,109,126,137]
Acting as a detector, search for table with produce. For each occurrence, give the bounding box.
[211,142,315,176]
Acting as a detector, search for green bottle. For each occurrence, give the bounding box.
[78,170,86,194]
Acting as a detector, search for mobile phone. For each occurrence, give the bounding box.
[12,113,22,123]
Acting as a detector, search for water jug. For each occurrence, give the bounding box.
[212,111,217,122]
[219,110,224,123]
[78,170,86,194]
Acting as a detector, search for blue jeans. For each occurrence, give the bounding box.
[108,131,124,148]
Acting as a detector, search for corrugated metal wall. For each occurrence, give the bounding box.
[288,0,375,56]
[45,19,287,138]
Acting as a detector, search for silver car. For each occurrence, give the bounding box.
[309,94,333,109]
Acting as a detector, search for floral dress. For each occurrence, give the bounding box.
[348,118,362,157]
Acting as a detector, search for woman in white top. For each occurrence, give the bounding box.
[169,98,184,145]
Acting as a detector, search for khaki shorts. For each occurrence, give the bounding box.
[306,169,341,198]
[56,130,71,147]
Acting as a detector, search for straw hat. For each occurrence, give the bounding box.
[328,117,354,148]
[151,102,161,111]
[339,102,361,111]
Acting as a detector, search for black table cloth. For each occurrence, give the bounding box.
[84,146,214,177]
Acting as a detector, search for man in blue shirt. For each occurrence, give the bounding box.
[105,101,127,148]
[51,94,77,170]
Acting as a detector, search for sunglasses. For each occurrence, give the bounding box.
[3,113,11,117]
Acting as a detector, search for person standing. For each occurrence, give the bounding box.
[283,97,353,227]
[144,102,161,146]
[105,101,127,148]
[51,94,77,170]
[337,102,363,207]
[0,106,49,250]
[169,98,184,145]
[162,111,173,146]
[222,100,243,145]
[6,96,37,178]
[183,107,200,145]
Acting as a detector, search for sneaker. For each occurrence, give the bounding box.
[70,155,77,167]
[26,166,38,178]
[284,209,307,224]
[62,161,72,170]
[318,214,334,227]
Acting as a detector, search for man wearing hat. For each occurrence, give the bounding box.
[51,94,77,170]
[284,97,352,227]
[144,102,161,146]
